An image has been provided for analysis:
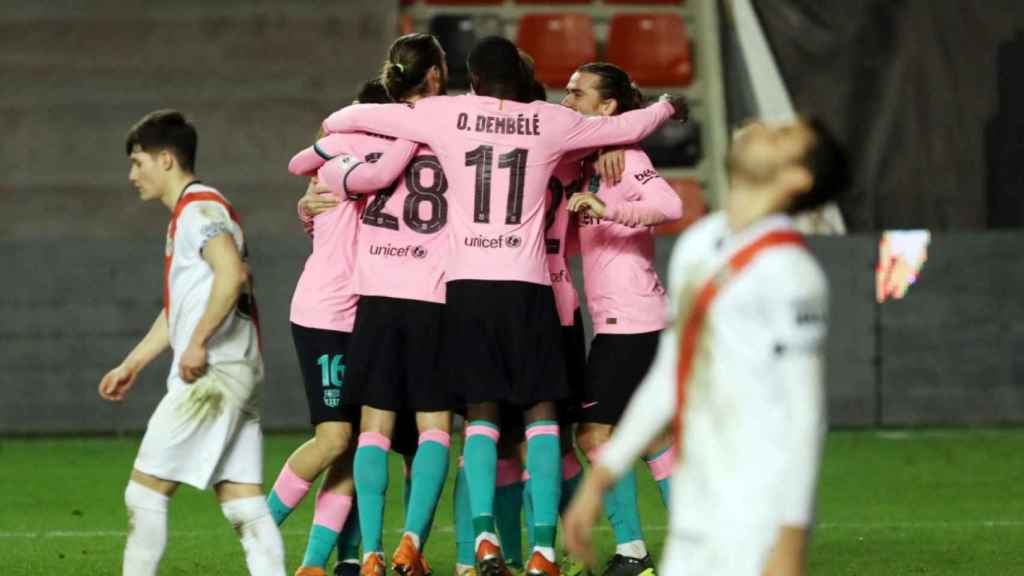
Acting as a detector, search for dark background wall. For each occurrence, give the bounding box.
[3,232,1023,433]
[751,0,1024,231]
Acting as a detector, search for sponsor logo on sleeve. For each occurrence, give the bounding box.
[633,168,660,186]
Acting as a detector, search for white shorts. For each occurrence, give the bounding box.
[134,362,263,490]
[660,523,776,576]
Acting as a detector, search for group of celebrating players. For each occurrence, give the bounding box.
[100,27,849,576]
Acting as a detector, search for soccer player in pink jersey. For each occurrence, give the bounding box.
[98,110,285,576]
[299,34,454,576]
[321,36,688,576]
[267,80,416,576]
[561,63,683,576]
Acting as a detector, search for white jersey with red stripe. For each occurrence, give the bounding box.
[598,212,828,575]
[164,182,261,390]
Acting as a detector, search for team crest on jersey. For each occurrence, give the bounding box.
[323,388,341,408]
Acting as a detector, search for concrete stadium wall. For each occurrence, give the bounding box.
[2,232,1021,433]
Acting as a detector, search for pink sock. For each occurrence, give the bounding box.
[313,491,353,532]
[272,464,312,509]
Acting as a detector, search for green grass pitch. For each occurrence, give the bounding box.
[3,429,1024,574]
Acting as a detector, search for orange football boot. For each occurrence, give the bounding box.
[525,551,560,576]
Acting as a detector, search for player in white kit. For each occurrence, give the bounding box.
[98,110,285,576]
[563,117,850,576]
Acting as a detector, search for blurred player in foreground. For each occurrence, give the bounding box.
[98,110,285,576]
[564,117,850,576]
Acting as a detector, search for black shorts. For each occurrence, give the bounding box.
[580,331,661,425]
[559,309,587,424]
[291,323,360,426]
[343,296,451,413]
[443,280,568,408]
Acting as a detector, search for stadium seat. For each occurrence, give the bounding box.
[606,13,693,87]
[516,13,597,88]
[641,119,701,168]
[655,178,705,235]
[429,14,481,90]
[399,12,415,35]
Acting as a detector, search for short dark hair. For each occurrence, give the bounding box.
[381,33,445,101]
[468,36,530,100]
[790,117,851,213]
[125,109,197,173]
[356,79,393,104]
[515,50,546,103]
[576,62,644,114]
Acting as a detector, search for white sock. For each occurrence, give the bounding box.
[221,496,286,576]
[474,531,499,552]
[123,481,169,576]
[403,531,421,550]
[616,539,648,559]
[455,563,476,575]
[534,545,556,562]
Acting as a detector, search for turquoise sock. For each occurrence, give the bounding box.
[495,481,524,566]
[354,434,390,554]
[302,524,339,568]
[266,492,292,525]
[464,421,499,540]
[522,478,535,550]
[403,432,450,543]
[336,501,361,562]
[603,468,644,545]
[655,478,671,505]
[526,420,561,550]
[454,464,476,565]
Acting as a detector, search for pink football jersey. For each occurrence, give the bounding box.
[546,159,585,326]
[322,95,675,286]
[289,132,404,332]
[321,139,449,304]
[577,147,682,334]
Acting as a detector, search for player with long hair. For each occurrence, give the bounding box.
[319,35,688,576]
[561,62,683,576]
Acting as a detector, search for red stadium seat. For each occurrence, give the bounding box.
[516,13,597,88]
[655,178,705,235]
[606,13,693,87]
